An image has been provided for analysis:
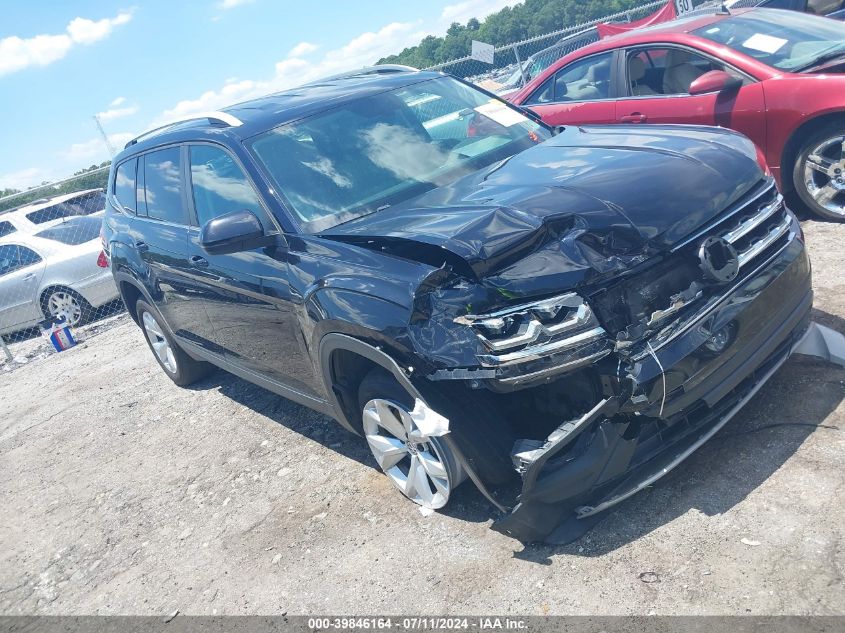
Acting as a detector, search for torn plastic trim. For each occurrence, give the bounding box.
[574,325,800,519]
[513,397,620,494]
[408,398,450,437]
[792,322,845,367]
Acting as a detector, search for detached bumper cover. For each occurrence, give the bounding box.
[494,237,821,543]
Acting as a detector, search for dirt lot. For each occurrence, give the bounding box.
[1,220,843,616]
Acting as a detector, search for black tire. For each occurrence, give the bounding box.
[358,368,516,487]
[791,123,845,222]
[41,287,94,327]
[135,299,214,386]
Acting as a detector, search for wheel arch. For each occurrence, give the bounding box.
[781,111,845,193]
[112,272,153,325]
[319,333,424,435]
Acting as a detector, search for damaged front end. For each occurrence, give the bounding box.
[401,180,836,544]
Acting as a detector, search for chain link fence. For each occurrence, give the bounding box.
[424,0,667,95]
[0,0,745,366]
[0,169,127,365]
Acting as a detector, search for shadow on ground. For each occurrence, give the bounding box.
[183,308,845,562]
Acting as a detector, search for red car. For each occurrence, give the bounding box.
[509,8,845,221]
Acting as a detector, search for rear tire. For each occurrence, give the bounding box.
[792,124,845,222]
[135,299,213,386]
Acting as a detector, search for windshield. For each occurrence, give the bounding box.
[250,76,549,233]
[34,216,102,245]
[694,10,845,71]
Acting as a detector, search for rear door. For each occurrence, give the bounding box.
[0,244,46,331]
[183,143,321,398]
[128,146,203,338]
[522,51,619,126]
[615,45,767,149]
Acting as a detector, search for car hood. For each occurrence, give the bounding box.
[323,125,763,292]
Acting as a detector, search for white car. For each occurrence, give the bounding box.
[0,189,106,238]
[0,215,119,337]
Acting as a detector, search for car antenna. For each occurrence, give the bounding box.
[717,2,731,15]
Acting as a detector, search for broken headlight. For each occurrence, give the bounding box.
[455,293,611,371]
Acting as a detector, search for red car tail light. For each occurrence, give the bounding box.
[96,250,109,268]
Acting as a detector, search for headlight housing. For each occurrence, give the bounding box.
[455,293,611,383]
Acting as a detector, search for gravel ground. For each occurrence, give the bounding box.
[0,220,843,616]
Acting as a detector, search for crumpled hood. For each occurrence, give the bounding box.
[324,124,763,290]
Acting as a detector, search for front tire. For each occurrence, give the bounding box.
[136,299,213,386]
[792,125,845,222]
[358,369,464,510]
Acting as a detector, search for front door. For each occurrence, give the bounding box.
[615,46,767,150]
[182,143,322,398]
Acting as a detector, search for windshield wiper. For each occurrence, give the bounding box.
[795,47,845,72]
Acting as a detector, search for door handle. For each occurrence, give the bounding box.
[190,255,209,268]
[620,113,647,123]
[135,240,149,253]
[22,273,36,281]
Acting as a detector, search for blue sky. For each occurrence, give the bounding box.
[0,0,518,191]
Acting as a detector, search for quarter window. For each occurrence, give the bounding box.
[114,159,137,213]
[526,52,614,105]
[142,148,185,224]
[188,145,267,228]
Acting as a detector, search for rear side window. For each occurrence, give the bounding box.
[35,216,102,245]
[114,159,137,213]
[142,148,185,224]
[0,244,41,277]
[0,221,15,238]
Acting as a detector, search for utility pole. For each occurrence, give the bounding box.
[93,114,116,158]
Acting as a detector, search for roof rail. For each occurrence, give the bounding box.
[124,111,243,149]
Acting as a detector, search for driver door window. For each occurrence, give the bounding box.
[626,47,741,96]
[188,145,270,229]
[526,51,614,105]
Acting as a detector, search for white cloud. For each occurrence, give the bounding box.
[0,11,133,77]
[441,0,522,25]
[0,167,56,191]
[219,0,254,8]
[110,96,127,107]
[66,12,133,45]
[96,104,140,122]
[154,21,425,127]
[63,132,137,162]
[288,41,319,58]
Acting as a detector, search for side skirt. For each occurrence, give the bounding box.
[177,337,337,420]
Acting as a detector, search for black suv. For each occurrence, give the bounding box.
[103,67,812,543]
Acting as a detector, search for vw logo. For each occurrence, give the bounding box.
[698,236,739,284]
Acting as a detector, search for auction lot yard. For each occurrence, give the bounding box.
[1,220,844,616]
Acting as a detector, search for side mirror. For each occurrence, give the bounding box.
[688,70,742,96]
[199,209,267,255]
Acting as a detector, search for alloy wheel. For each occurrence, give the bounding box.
[47,291,83,326]
[142,311,178,374]
[362,398,454,509]
[803,135,845,217]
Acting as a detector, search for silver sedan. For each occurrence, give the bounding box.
[0,216,119,337]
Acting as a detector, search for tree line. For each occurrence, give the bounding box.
[378,0,652,69]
